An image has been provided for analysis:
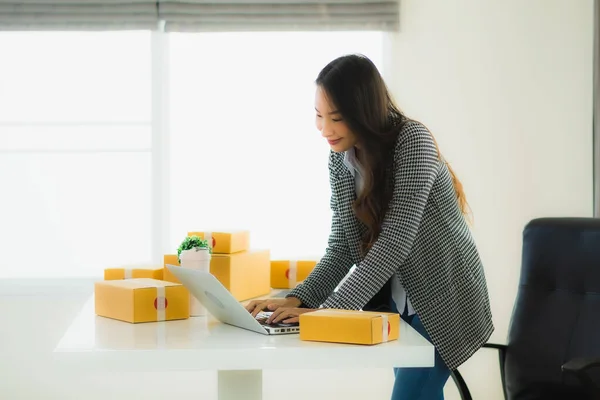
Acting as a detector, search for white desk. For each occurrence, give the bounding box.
[54,295,434,400]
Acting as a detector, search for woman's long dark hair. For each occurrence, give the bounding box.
[316,54,469,255]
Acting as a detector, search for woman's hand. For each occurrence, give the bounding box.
[266,307,316,324]
[245,297,302,318]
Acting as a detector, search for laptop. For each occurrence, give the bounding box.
[166,265,300,335]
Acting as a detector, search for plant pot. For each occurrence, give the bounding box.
[180,247,211,317]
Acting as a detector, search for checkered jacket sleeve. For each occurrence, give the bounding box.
[320,123,440,310]
[286,155,354,308]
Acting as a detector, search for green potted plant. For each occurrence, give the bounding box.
[177,235,212,317]
[177,235,211,263]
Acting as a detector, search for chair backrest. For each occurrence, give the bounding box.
[505,217,600,399]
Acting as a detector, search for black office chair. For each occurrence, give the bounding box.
[451,217,600,400]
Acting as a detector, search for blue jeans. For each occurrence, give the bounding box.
[390,299,451,400]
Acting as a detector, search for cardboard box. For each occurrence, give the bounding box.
[187,230,250,254]
[165,249,271,302]
[104,264,163,281]
[163,254,182,284]
[211,249,270,301]
[299,309,400,345]
[95,278,190,324]
[270,259,318,289]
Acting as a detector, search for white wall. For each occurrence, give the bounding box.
[383,0,594,398]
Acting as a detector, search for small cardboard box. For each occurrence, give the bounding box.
[299,309,399,345]
[104,264,163,281]
[95,278,190,324]
[162,254,182,284]
[270,259,317,289]
[165,249,271,302]
[187,230,250,254]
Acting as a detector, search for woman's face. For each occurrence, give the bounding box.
[315,86,357,153]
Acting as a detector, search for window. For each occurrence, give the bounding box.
[0,31,152,278]
[168,32,384,259]
[0,30,384,278]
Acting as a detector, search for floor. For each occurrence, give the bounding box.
[0,279,493,400]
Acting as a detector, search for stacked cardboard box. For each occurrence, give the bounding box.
[96,230,325,324]
[163,230,271,302]
[103,264,163,281]
[270,259,318,289]
[188,231,250,254]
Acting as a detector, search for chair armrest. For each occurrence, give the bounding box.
[483,343,507,351]
[561,357,600,398]
[483,343,507,366]
[562,357,600,373]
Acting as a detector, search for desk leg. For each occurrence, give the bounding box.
[218,370,262,400]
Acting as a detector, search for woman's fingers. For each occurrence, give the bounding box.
[244,300,258,312]
[269,308,300,324]
[251,300,270,317]
[266,307,287,324]
[247,300,304,321]
[269,308,315,324]
[245,300,265,312]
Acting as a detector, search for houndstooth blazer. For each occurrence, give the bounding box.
[288,120,494,370]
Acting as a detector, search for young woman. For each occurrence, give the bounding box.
[246,54,494,400]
